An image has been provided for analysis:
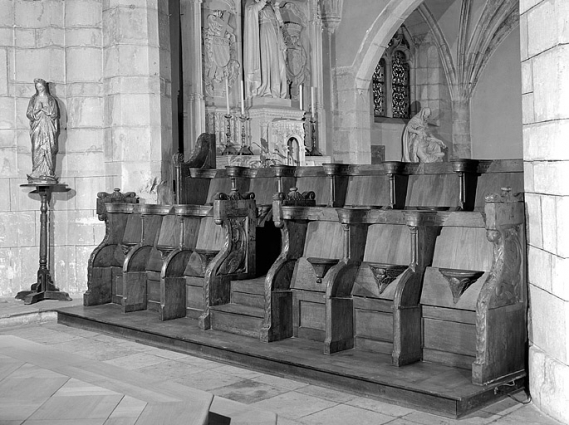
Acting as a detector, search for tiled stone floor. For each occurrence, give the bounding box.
[0,295,565,425]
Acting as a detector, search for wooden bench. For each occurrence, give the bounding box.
[122,204,177,314]
[84,189,138,306]
[420,188,526,385]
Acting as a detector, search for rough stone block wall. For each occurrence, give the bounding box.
[520,1,569,423]
[0,0,171,297]
[0,0,106,297]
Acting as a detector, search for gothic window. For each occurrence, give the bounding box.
[372,59,386,117]
[373,28,412,119]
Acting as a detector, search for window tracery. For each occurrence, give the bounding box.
[373,27,412,119]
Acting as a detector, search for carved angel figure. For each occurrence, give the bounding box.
[26,78,60,183]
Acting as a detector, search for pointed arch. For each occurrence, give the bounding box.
[352,0,424,89]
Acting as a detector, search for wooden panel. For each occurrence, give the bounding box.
[231,291,264,309]
[147,279,160,304]
[186,284,204,310]
[181,217,201,250]
[353,296,392,312]
[474,172,524,209]
[432,227,493,271]
[296,327,325,342]
[363,224,411,265]
[344,175,391,207]
[423,349,474,370]
[181,177,211,205]
[354,309,393,341]
[146,248,164,272]
[299,300,325,330]
[123,271,147,312]
[248,178,276,205]
[405,174,459,207]
[185,276,205,287]
[195,217,224,251]
[304,221,343,259]
[123,214,142,245]
[113,269,123,298]
[206,178,232,203]
[147,300,160,312]
[231,276,265,295]
[157,215,179,248]
[423,318,476,357]
[211,309,263,338]
[355,337,393,355]
[421,306,476,324]
[296,176,330,206]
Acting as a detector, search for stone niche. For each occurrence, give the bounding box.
[248,97,306,163]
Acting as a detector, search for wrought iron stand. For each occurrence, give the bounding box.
[16,183,72,305]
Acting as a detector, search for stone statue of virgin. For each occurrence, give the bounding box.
[244,0,288,99]
[26,78,60,183]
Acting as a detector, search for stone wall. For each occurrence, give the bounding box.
[0,0,172,297]
[520,0,569,423]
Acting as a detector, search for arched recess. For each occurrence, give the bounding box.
[333,0,424,164]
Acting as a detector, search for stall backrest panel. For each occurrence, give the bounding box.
[405,174,459,207]
[432,227,493,271]
[363,224,411,265]
[344,176,391,207]
[195,216,225,251]
[474,172,524,209]
[304,221,344,259]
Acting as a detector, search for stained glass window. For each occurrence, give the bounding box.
[372,59,386,117]
[391,51,410,118]
[373,27,411,119]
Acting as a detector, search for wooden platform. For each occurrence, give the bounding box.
[56,304,526,419]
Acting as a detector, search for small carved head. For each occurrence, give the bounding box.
[33,78,49,95]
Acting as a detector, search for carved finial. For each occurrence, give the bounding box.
[282,187,316,206]
[96,188,137,221]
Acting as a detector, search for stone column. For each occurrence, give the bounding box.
[102,1,172,202]
[181,0,205,156]
[451,97,471,159]
[521,1,569,423]
[333,69,371,164]
[308,0,326,153]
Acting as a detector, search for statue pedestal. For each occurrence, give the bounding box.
[247,98,307,165]
[16,183,72,305]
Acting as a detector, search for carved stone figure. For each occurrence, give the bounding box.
[244,0,288,99]
[402,107,446,163]
[283,21,307,98]
[203,8,240,97]
[26,78,60,183]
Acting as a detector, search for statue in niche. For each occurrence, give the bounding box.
[402,107,446,163]
[244,0,288,99]
[26,78,60,183]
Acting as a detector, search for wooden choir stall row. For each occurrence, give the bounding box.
[85,159,526,388]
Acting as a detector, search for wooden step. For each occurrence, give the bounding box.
[231,291,264,309]
[211,304,264,338]
[231,276,265,295]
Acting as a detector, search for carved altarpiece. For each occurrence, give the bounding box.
[200,0,317,165]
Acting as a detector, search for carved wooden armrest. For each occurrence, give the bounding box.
[184,249,221,277]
